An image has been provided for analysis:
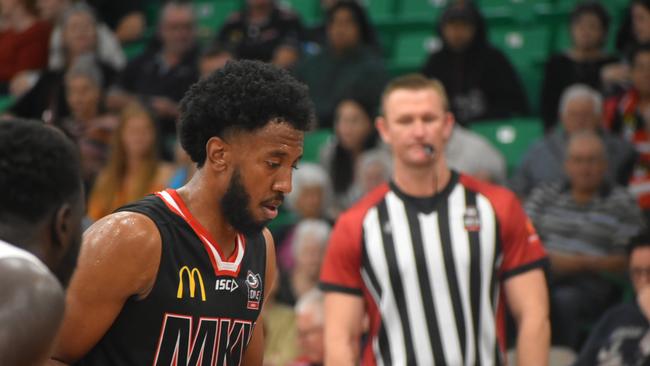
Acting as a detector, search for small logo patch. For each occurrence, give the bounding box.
[245,271,263,310]
[463,206,481,232]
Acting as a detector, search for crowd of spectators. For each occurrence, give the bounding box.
[5,0,650,363]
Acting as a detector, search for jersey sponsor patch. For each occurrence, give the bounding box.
[463,206,481,231]
[215,278,239,293]
[245,270,262,310]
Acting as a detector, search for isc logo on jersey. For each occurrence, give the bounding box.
[215,278,239,292]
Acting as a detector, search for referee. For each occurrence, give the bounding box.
[320,74,550,366]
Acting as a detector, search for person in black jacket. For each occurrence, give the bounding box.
[421,1,529,125]
[540,1,618,131]
[575,231,650,366]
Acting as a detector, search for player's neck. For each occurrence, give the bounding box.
[393,160,451,198]
[176,173,238,257]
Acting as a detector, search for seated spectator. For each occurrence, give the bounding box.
[446,124,507,183]
[263,270,299,366]
[525,131,645,349]
[604,44,650,210]
[0,0,51,86]
[45,1,125,73]
[575,231,650,365]
[199,43,234,79]
[216,0,304,62]
[350,147,392,199]
[597,1,650,93]
[296,0,388,128]
[87,103,172,221]
[59,55,104,140]
[320,97,382,214]
[541,1,618,131]
[616,0,650,56]
[291,289,325,366]
[276,163,333,272]
[512,84,636,198]
[107,1,199,159]
[277,219,331,306]
[10,3,119,123]
[421,1,528,125]
[78,113,117,194]
[272,38,301,70]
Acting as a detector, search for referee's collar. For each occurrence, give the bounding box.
[389,170,459,214]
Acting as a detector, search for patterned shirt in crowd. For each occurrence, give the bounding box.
[604,88,650,210]
[320,171,547,366]
[525,181,644,256]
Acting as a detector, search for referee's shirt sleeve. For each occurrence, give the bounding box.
[319,210,364,296]
[498,191,548,280]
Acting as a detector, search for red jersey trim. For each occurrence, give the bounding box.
[155,189,245,277]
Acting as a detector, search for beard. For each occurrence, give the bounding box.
[220,168,268,236]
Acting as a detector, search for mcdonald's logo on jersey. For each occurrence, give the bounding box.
[177,266,206,301]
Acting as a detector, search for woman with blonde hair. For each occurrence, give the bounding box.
[87,103,172,220]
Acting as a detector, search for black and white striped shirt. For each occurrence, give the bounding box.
[321,172,546,366]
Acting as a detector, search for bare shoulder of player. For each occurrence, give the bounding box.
[79,211,162,298]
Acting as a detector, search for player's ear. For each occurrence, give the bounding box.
[205,136,229,172]
[52,204,73,250]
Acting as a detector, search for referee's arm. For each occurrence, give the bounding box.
[504,268,550,366]
[323,291,365,366]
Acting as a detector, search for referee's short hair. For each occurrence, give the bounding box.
[381,74,450,113]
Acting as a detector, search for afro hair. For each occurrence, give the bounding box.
[179,60,315,167]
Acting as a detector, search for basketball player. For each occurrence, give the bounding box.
[0,119,85,366]
[320,74,550,365]
[48,60,314,365]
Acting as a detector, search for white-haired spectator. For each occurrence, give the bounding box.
[285,162,334,220]
[446,125,507,183]
[290,289,325,366]
[511,83,636,198]
[277,220,331,306]
[349,147,392,200]
[48,2,125,72]
[60,55,104,139]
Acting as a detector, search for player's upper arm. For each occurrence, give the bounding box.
[51,211,162,364]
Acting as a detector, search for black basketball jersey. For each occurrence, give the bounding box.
[77,189,268,366]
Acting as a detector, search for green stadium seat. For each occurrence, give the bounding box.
[122,40,147,60]
[267,206,298,232]
[399,0,448,22]
[0,95,14,113]
[470,117,543,174]
[193,0,242,41]
[489,25,551,68]
[366,0,395,23]
[489,25,550,113]
[390,31,439,74]
[302,129,333,163]
[554,0,629,22]
[281,0,322,26]
[478,0,554,22]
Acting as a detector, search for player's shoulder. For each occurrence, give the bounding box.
[338,183,390,225]
[84,211,161,260]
